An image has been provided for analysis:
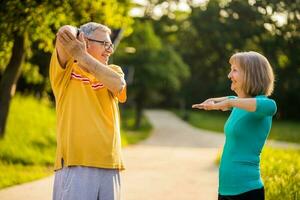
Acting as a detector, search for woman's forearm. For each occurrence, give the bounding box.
[229,98,256,112]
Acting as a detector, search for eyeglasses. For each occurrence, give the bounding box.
[86,38,114,51]
[76,28,114,51]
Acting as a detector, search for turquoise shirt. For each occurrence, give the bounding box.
[219,95,277,195]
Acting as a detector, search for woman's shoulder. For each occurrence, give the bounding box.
[255,95,277,116]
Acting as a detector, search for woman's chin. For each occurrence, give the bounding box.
[230,85,235,91]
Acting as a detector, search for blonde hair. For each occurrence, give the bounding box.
[229,51,275,96]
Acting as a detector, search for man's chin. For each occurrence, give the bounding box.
[99,59,108,65]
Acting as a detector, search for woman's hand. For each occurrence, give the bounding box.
[192,98,231,111]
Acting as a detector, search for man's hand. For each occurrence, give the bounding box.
[57,30,87,60]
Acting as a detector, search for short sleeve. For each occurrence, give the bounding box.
[49,48,74,100]
[227,96,237,111]
[227,96,237,99]
[109,65,127,103]
[255,97,277,116]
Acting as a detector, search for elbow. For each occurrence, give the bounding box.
[57,25,77,38]
[58,25,72,32]
[119,78,126,92]
[113,78,126,94]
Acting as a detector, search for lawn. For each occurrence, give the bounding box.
[121,108,152,146]
[0,95,151,189]
[261,148,300,200]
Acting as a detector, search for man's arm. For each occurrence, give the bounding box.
[57,29,125,94]
[55,25,78,68]
[77,53,126,94]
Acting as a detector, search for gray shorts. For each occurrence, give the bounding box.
[53,165,121,200]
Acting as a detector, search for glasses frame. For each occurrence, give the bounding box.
[86,38,114,52]
[76,28,114,52]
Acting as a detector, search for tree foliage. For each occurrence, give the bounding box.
[115,19,190,128]
[178,0,300,120]
[0,0,133,137]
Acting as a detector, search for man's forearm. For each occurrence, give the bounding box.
[77,53,125,94]
[56,25,78,68]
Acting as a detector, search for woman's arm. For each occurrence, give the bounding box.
[192,96,231,111]
[229,98,256,112]
[192,97,256,112]
[193,96,276,116]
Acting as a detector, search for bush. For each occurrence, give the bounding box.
[261,148,300,200]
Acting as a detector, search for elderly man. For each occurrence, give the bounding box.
[50,22,126,200]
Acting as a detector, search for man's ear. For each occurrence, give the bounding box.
[79,32,89,48]
[85,38,89,48]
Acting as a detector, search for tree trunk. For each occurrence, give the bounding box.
[179,98,189,121]
[0,32,25,138]
[134,92,144,130]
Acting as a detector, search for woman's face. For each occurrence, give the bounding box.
[228,62,246,97]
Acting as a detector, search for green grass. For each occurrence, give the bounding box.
[216,148,300,200]
[0,95,56,189]
[0,95,152,189]
[174,110,300,144]
[121,108,152,146]
[261,148,300,200]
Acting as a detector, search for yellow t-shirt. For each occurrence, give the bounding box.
[49,49,126,171]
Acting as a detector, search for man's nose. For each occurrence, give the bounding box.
[106,46,114,54]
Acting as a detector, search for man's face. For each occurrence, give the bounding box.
[86,29,114,65]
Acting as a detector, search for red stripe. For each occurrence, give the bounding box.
[71,72,104,90]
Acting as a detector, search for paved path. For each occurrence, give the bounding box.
[0,176,54,200]
[121,110,224,200]
[0,110,299,200]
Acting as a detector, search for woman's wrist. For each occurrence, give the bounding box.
[228,98,236,108]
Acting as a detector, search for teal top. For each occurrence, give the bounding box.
[219,95,277,195]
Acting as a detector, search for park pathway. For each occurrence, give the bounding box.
[0,110,299,200]
[121,110,224,200]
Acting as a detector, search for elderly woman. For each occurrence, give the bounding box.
[193,51,277,200]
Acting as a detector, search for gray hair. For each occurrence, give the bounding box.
[79,22,111,37]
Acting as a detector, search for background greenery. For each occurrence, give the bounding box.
[0,0,299,199]
[0,95,152,189]
[261,148,300,200]
[175,110,300,144]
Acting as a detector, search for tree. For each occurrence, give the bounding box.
[115,20,190,128]
[0,0,132,137]
[254,0,300,119]
[177,0,268,106]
